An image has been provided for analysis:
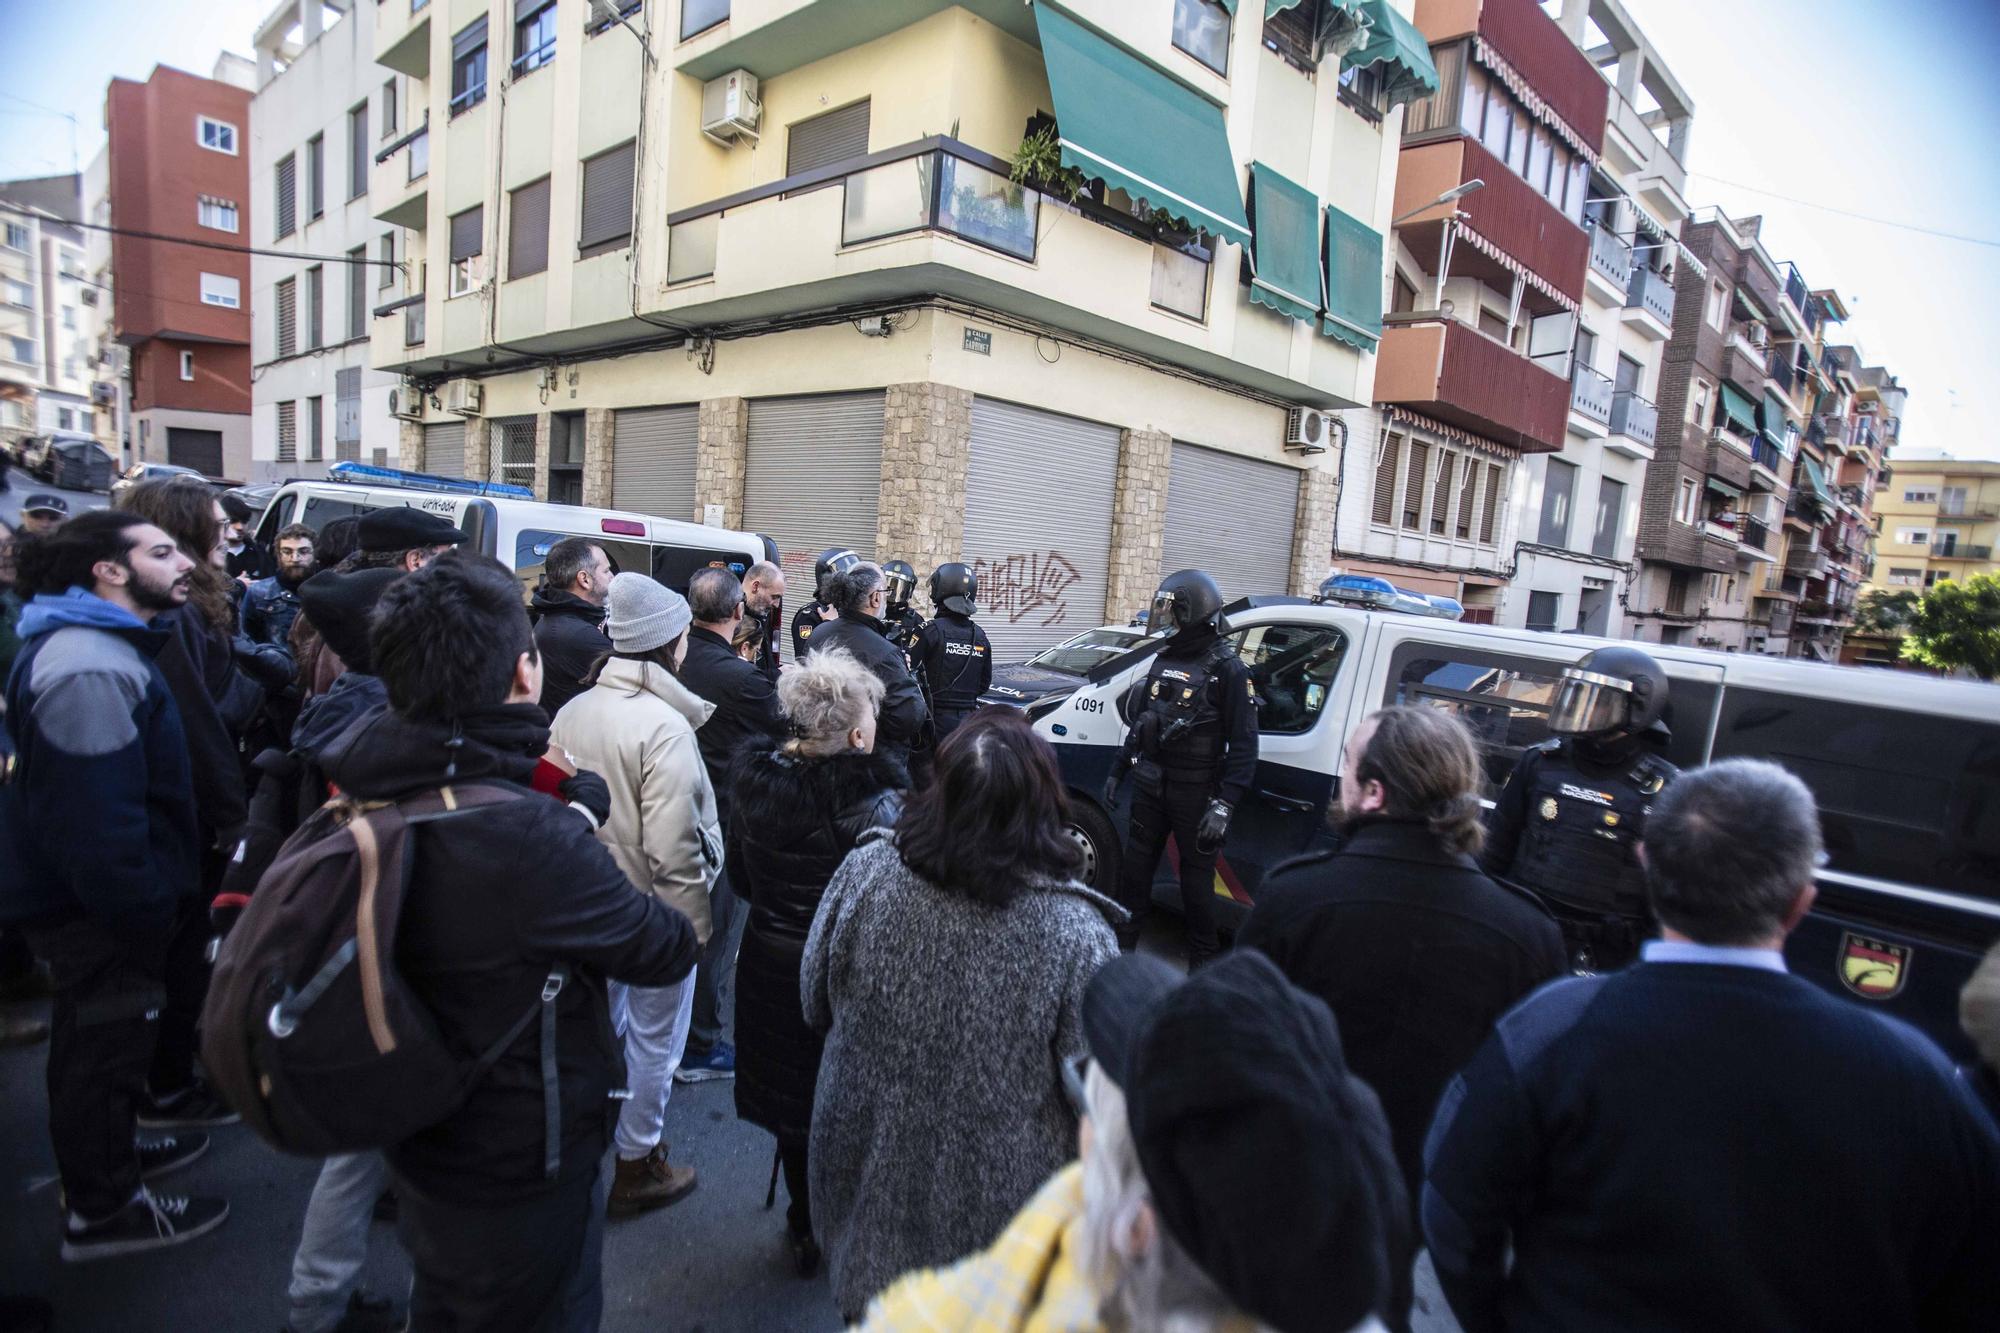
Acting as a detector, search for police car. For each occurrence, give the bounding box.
[979,625,1158,716]
[1033,594,2000,1077]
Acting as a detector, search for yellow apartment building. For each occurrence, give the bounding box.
[1868,458,2000,596]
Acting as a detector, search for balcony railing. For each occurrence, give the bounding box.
[1932,542,1994,560]
[1608,390,1657,447]
[1785,546,1830,577]
[1940,502,2000,520]
[1624,264,1673,326]
[1570,363,1614,426]
[1376,317,1570,453]
[1815,414,1849,446]
[1740,516,1770,552]
[1586,219,1633,291]
[1769,346,1796,393]
[1783,263,1808,314]
[1749,435,1785,476]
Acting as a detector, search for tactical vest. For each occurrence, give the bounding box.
[1135,638,1234,778]
[1512,742,1677,918]
[922,614,987,712]
[793,601,833,656]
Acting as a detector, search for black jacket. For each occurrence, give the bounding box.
[809,613,927,762]
[152,604,253,844]
[729,746,904,1143]
[314,702,698,1205]
[529,588,609,721]
[1236,819,1564,1205]
[226,541,274,582]
[678,625,784,821]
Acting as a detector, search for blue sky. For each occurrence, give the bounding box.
[2,0,1996,457]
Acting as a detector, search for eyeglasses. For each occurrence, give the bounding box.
[1061,1052,1090,1119]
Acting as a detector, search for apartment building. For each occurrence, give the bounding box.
[102,59,256,479]
[80,149,127,450]
[249,0,403,481]
[1867,458,1996,596]
[1331,0,1605,622]
[361,0,1429,659]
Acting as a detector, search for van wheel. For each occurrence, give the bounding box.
[1066,798,1121,896]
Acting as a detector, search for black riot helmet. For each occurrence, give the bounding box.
[1548,646,1669,740]
[814,547,862,600]
[930,563,977,617]
[1148,569,1225,638]
[882,559,917,612]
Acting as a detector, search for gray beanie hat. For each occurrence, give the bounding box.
[606,572,692,654]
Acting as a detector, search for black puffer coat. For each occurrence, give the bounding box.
[730,746,904,1144]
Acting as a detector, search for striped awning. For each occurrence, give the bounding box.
[1453,222,1579,313]
[1385,406,1519,460]
[1472,36,1597,167]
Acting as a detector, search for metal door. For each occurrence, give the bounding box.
[611,405,698,520]
[165,428,223,477]
[424,421,465,477]
[962,398,1119,663]
[1161,442,1300,600]
[742,392,883,596]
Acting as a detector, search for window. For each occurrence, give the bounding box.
[349,104,369,200]
[275,277,297,357]
[1525,591,1561,633]
[1371,435,1400,526]
[1689,379,1711,426]
[1171,0,1230,76]
[1527,125,1553,194]
[787,101,871,182]
[1430,448,1457,535]
[1886,567,1922,586]
[305,265,324,349]
[5,336,32,364]
[1391,271,1417,313]
[347,246,367,339]
[1150,241,1209,321]
[57,407,74,430]
[199,272,241,309]
[515,0,556,74]
[382,79,398,137]
[509,177,552,279]
[681,0,729,41]
[198,115,237,155]
[62,307,75,329]
[1390,650,1567,795]
[334,367,362,460]
[1573,323,1598,372]
[1902,485,1938,504]
[1940,486,1968,514]
[379,233,396,290]
[1894,527,1930,546]
[449,206,485,296]
[179,350,194,381]
[2,222,26,250]
[2,278,29,307]
[1593,477,1625,557]
[1481,462,1503,543]
[277,400,297,463]
[1228,624,1349,736]
[1338,61,1387,120]
[275,153,297,239]
[578,142,637,257]
[1263,0,1331,71]
[1401,440,1430,530]
[1454,456,1478,539]
[1538,457,1576,546]
[307,134,325,220]
[589,0,643,33]
[496,415,537,490]
[1457,60,1488,137]
[452,18,489,116]
[307,396,324,462]
[198,196,239,233]
[1674,475,1700,526]
[1706,279,1728,331]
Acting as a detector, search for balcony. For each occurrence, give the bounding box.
[1739,256,1787,325]
[1748,435,1786,489]
[1705,432,1753,491]
[372,121,428,229]
[1607,390,1658,457]
[1932,542,1994,561]
[1621,264,1674,337]
[1377,317,1570,452]
[1740,516,1772,553]
[1815,414,1849,447]
[1940,502,2000,520]
[1570,363,1613,432]
[1783,263,1809,317]
[1758,568,1805,600]
[376,0,432,77]
[1785,545,1830,578]
[1722,339,1767,391]
[1391,136,1587,308]
[1585,220,1633,303]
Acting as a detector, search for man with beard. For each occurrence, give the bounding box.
[241,524,316,651]
[741,559,786,685]
[0,511,233,1261]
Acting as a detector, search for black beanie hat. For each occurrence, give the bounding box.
[297,567,404,673]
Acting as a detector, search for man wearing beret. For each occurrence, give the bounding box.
[352,507,469,573]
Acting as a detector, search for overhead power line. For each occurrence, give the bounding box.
[1690,172,2000,250]
[67,219,403,270]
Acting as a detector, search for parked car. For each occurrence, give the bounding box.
[35,436,117,492]
[109,460,207,504]
[978,624,1157,717]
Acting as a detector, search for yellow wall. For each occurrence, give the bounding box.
[1865,462,2000,594]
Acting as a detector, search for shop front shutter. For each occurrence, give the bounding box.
[1161,441,1299,601]
[424,420,465,477]
[962,398,1119,663]
[611,404,697,518]
[743,392,884,597]
[167,428,223,476]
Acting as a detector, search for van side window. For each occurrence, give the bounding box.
[653,546,752,593]
[1390,651,1564,797]
[516,530,651,596]
[299,496,369,534]
[1229,624,1348,736]
[1711,688,2000,901]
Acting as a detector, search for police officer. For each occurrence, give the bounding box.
[1482,645,1678,972]
[914,563,991,742]
[1102,569,1258,965]
[792,546,860,661]
[880,559,926,662]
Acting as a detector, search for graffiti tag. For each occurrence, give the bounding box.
[974,551,1084,627]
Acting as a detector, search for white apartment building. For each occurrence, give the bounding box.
[0,178,96,450]
[80,149,128,453]
[249,0,402,481]
[1494,0,1694,637]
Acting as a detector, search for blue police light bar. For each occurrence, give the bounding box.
[326,460,535,500]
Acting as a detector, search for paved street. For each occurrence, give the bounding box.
[0,477,107,532]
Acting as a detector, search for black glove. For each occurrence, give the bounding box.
[559,769,612,829]
[1195,799,1232,854]
[1102,763,1127,809]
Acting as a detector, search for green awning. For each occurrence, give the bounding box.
[1706,474,1745,499]
[1349,0,1441,108]
[1213,0,1236,13]
[1322,204,1383,352]
[1247,163,1321,324]
[1034,2,1251,249]
[1718,381,1758,436]
[1799,453,1833,505]
[1760,388,1792,433]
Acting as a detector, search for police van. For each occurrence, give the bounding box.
[251,463,771,595]
[1035,595,2000,1073]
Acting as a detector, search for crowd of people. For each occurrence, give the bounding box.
[0,485,1997,1333]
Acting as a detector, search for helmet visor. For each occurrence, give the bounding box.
[1148,590,1181,632]
[1547,669,1634,737]
[883,569,914,603]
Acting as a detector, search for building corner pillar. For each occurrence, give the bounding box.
[1105,426,1172,624]
[581,408,614,508]
[397,418,425,472]
[1290,463,1339,595]
[876,383,972,580]
[695,397,749,527]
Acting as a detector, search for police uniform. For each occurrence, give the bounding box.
[885,607,926,668]
[914,610,991,741]
[1112,632,1259,961]
[1483,738,1677,970]
[792,600,834,661]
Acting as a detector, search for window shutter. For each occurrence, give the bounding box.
[307,396,323,461]
[277,400,297,462]
[453,15,488,60]
[307,135,324,218]
[1370,435,1398,526]
[1401,440,1428,529]
[1430,448,1454,534]
[276,154,296,238]
[1455,458,1477,539]
[275,277,297,357]
[1481,463,1503,543]
[348,247,366,338]
[335,367,361,457]
[509,178,551,278]
[786,100,871,176]
[306,266,324,349]
[450,206,484,261]
[578,142,635,256]
[349,105,368,200]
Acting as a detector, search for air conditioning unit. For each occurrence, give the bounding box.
[390,382,424,422]
[80,288,99,307]
[1284,407,1329,455]
[700,70,762,147]
[443,378,483,416]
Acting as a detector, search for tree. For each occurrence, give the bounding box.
[1901,574,2000,680]
[1854,588,1920,636]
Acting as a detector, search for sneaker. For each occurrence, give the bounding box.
[136,1082,241,1130]
[285,1289,405,1333]
[60,1188,229,1262]
[673,1041,735,1084]
[607,1145,697,1217]
[137,1132,209,1181]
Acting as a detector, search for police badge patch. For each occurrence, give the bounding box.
[1538,796,1559,820]
[1838,932,1910,1001]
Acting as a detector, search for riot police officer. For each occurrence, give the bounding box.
[1482,645,1679,972]
[914,563,991,742]
[1102,569,1258,965]
[880,559,926,662]
[792,546,860,661]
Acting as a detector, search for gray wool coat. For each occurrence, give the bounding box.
[801,836,1123,1318]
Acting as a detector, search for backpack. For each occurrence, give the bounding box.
[201,782,570,1166]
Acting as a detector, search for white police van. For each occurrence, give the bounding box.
[1039,594,2000,1075]
[252,463,770,595]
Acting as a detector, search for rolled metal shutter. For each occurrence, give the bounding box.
[508,177,550,279]
[785,100,871,176]
[742,392,883,597]
[425,420,465,477]
[611,405,697,518]
[450,206,483,262]
[1162,442,1300,601]
[578,142,635,255]
[962,398,1119,663]
[275,154,296,238]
